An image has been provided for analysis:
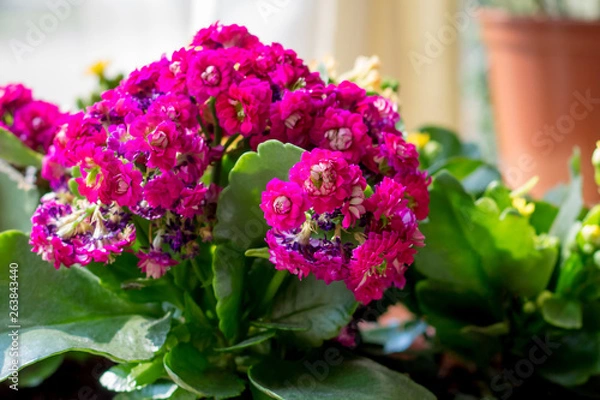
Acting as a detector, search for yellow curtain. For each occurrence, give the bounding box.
[334,0,461,132]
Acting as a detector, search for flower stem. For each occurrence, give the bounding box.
[209,97,224,185]
[258,270,287,312]
[191,257,218,313]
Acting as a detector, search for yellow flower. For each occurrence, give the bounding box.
[406,132,430,148]
[87,60,110,76]
[582,224,600,246]
[512,197,535,218]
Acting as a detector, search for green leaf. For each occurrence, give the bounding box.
[101,358,166,393]
[19,355,63,388]
[250,321,310,332]
[550,149,583,244]
[414,172,490,295]
[215,331,275,352]
[113,381,190,400]
[0,164,40,232]
[530,200,559,235]
[418,125,462,162]
[0,231,172,381]
[539,332,600,386]
[101,364,139,392]
[541,295,583,329]
[87,253,183,307]
[0,128,43,168]
[214,140,304,250]
[417,172,557,299]
[248,352,435,400]
[212,244,246,341]
[416,280,501,362]
[270,275,357,347]
[461,321,510,336]
[471,201,559,298]
[163,343,245,399]
[428,157,500,196]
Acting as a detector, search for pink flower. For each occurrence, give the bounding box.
[158,47,192,93]
[192,22,260,50]
[145,121,181,172]
[311,250,347,284]
[261,178,311,231]
[394,170,431,221]
[30,194,135,268]
[327,81,366,110]
[345,232,416,304]
[137,250,178,279]
[121,58,168,97]
[289,149,354,214]
[103,161,144,208]
[357,95,400,138]
[266,230,312,279]
[367,177,408,223]
[0,83,32,114]
[379,132,420,174]
[216,78,272,136]
[176,184,208,219]
[41,146,68,190]
[186,50,235,99]
[310,108,369,163]
[144,173,184,210]
[11,100,64,152]
[340,167,367,229]
[53,113,106,167]
[270,90,315,147]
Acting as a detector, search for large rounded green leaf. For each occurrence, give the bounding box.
[0,128,43,168]
[212,244,246,341]
[270,276,357,347]
[0,231,171,380]
[0,164,39,232]
[213,140,304,250]
[414,172,490,295]
[163,343,244,399]
[248,352,435,400]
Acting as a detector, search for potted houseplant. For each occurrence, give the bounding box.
[0,23,434,399]
[478,0,600,203]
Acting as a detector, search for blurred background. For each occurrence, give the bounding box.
[0,0,494,157]
[2,0,600,197]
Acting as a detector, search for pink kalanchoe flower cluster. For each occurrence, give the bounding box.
[29,22,429,283]
[30,193,135,269]
[0,83,67,153]
[262,150,426,303]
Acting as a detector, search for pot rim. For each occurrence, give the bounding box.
[478,7,600,28]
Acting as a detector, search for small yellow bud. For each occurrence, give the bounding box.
[512,197,535,218]
[406,132,430,149]
[87,60,110,76]
[581,224,600,247]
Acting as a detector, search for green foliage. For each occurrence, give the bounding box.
[249,351,435,400]
[269,276,357,347]
[0,166,39,232]
[214,140,304,250]
[163,343,245,399]
[0,231,172,380]
[0,128,43,168]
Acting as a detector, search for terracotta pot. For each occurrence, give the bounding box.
[479,9,600,203]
